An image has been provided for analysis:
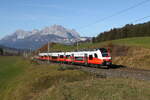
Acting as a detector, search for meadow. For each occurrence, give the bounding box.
[49,37,150,52]
[0,56,150,100]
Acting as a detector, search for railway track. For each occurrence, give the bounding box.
[79,66,150,81]
[36,60,150,81]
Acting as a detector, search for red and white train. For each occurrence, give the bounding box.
[36,48,112,68]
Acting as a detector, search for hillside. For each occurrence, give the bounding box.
[0,56,150,100]
[109,37,150,48]
[36,37,150,70]
[36,37,150,52]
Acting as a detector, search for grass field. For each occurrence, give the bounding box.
[0,56,150,100]
[0,56,90,100]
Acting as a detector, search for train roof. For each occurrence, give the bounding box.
[38,48,108,56]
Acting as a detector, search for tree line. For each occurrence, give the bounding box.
[93,21,150,42]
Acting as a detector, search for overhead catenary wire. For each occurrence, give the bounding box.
[79,0,150,31]
[132,15,150,23]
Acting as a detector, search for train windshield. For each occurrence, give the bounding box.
[99,48,109,57]
[99,48,108,53]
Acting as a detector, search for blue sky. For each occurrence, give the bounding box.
[0,0,150,38]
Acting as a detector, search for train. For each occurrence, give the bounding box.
[36,48,112,68]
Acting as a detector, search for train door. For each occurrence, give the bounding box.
[84,53,88,65]
[71,54,74,64]
[88,54,93,64]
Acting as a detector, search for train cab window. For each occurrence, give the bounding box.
[60,55,64,58]
[89,55,93,60]
[102,53,108,57]
[94,53,98,58]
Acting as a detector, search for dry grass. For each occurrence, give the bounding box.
[112,47,150,70]
[31,78,150,100]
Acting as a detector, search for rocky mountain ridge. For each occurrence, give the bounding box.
[0,25,83,50]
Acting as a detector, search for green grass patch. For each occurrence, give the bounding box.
[0,57,28,95]
[87,37,150,49]
[112,37,150,48]
[49,37,150,52]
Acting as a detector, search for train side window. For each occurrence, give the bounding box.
[66,55,70,58]
[94,53,98,58]
[60,55,64,58]
[89,55,93,60]
[75,57,83,61]
[52,56,57,59]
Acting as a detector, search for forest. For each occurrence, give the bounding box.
[93,21,150,42]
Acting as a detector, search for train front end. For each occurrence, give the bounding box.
[98,48,112,68]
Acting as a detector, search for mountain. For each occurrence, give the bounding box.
[0,25,82,50]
